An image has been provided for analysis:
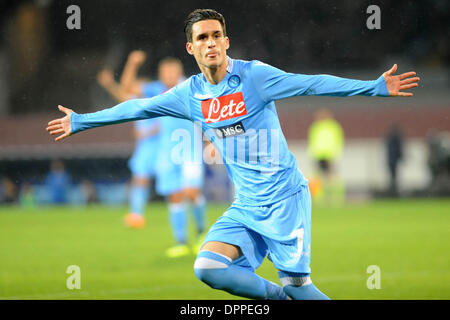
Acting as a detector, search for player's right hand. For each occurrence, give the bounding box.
[46,105,73,141]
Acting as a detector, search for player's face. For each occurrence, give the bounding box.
[158,63,183,88]
[186,19,229,70]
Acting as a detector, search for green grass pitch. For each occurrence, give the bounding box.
[0,199,449,299]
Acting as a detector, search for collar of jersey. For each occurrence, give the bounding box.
[201,56,234,90]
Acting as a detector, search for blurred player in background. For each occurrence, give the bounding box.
[97,51,161,229]
[0,177,18,205]
[307,109,345,206]
[45,160,71,204]
[385,124,404,196]
[156,116,207,257]
[124,53,208,257]
[98,51,208,257]
[47,9,420,300]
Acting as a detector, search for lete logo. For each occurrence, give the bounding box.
[201,92,247,124]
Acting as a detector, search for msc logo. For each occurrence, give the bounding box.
[215,121,245,138]
[201,92,247,123]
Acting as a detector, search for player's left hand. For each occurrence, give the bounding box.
[383,64,420,97]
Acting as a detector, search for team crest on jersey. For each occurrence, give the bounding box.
[201,92,247,124]
[228,75,240,88]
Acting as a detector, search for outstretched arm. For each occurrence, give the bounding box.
[46,88,189,142]
[250,62,420,102]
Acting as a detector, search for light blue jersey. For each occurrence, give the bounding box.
[141,81,166,99]
[142,80,204,195]
[72,57,388,270]
[127,81,166,177]
[155,113,204,196]
[157,116,203,164]
[73,57,388,207]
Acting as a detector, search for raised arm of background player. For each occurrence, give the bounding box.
[120,50,148,98]
[119,50,161,140]
[97,51,160,140]
[46,63,419,141]
[96,51,147,101]
[96,68,135,103]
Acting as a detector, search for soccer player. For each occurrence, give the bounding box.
[100,51,208,255]
[307,109,345,205]
[97,52,162,229]
[45,160,71,204]
[128,55,207,257]
[156,115,207,257]
[46,9,420,299]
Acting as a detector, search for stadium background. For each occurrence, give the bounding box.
[0,0,449,300]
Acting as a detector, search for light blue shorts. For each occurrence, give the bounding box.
[202,185,312,273]
[128,146,158,178]
[156,161,204,196]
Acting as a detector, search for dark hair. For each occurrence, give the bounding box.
[184,9,227,42]
[158,57,183,70]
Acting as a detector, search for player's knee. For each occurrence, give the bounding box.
[193,251,231,290]
[194,267,226,289]
[168,192,184,203]
[132,176,149,186]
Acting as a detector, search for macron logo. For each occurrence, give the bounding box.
[201,92,247,124]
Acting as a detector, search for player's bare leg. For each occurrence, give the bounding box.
[125,176,150,229]
[184,187,207,252]
[165,191,190,258]
[200,241,241,260]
